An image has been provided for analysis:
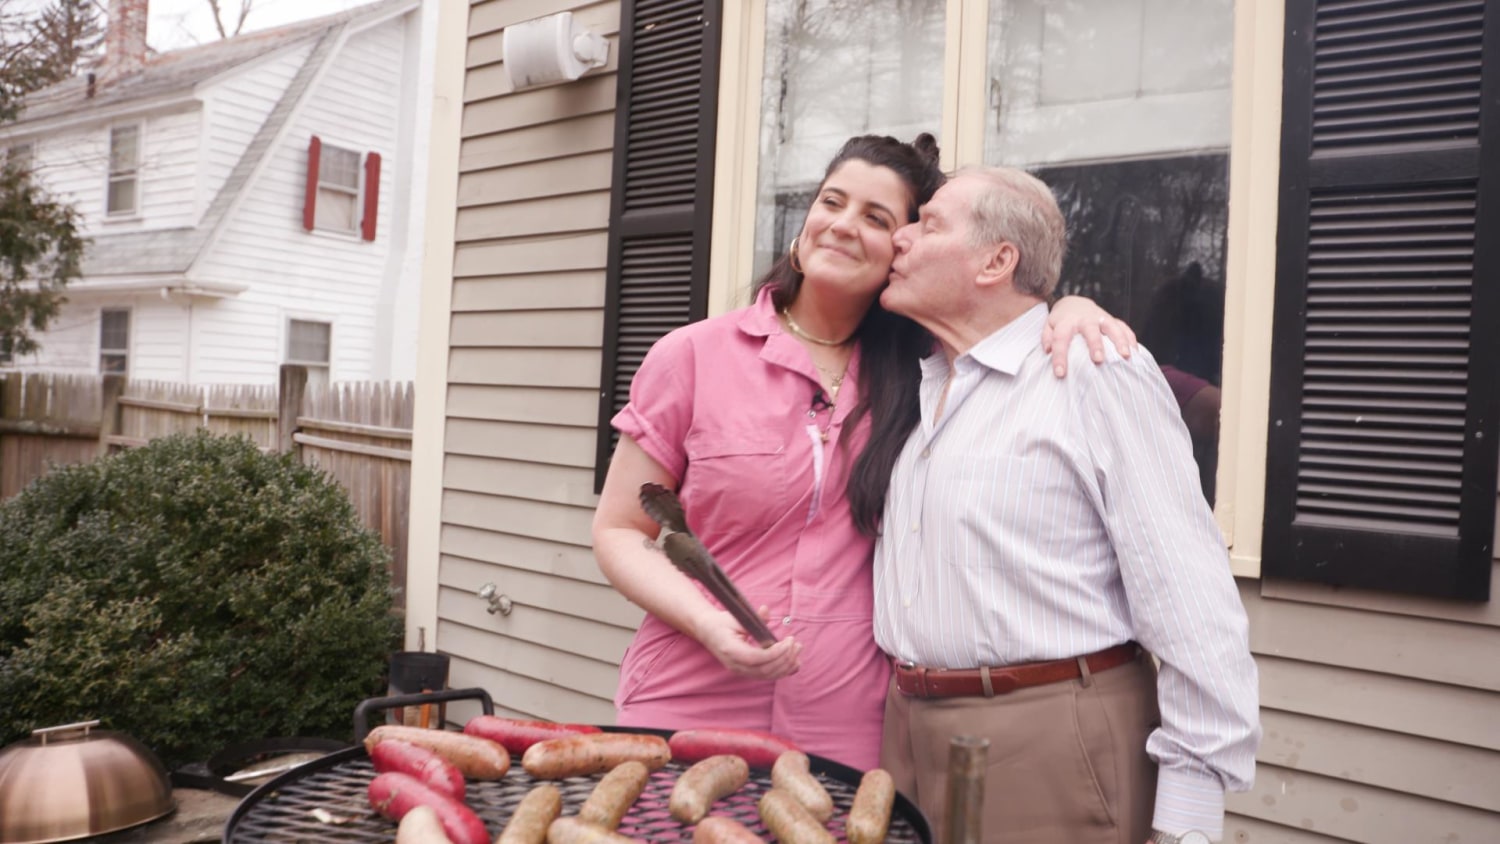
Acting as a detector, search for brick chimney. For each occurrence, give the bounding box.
[103,0,149,79]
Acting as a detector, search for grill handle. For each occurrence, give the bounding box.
[352,687,495,741]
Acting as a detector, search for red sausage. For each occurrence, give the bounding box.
[668,728,800,769]
[463,715,602,754]
[370,739,466,800]
[368,772,490,844]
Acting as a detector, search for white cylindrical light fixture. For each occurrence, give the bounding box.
[503,12,609,91]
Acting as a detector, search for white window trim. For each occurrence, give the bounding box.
[105,121,144,220]
[311,138,365,238]
[283,315,334,380]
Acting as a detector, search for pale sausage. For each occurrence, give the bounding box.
[769,751,833,822]
[522,733,670,780]
[668,755,749,824]
[577,761,650,830]
[845,768,895,844]
[496,784,563,844]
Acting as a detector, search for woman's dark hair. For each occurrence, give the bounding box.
[752,133,945,536]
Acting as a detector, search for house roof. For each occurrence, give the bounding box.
[42,0,417,280]
[12,0,413,128]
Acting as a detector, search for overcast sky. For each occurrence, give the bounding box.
[9,0,375,52]
[149,0,373,51]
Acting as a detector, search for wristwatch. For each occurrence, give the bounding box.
[1148,831,1211,844]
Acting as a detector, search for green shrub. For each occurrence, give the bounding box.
[0,430,401,767]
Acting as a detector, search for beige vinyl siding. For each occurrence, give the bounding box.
[1225,570,1500,841]
[441,0,624,722]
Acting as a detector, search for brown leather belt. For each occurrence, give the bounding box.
[893,642,1141,698]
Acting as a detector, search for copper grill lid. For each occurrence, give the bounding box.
[0,720,176,844]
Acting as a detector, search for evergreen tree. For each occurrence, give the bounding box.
[0,0,99,359]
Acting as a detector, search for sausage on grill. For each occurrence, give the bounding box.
[496,784,563,844]
[668,754,749,824]
[369,738,466,800]
[845,768,895,844]
[395,805,453,844]
[522,733,670,780]
[365,725,511,779]
[667,728,799,769]
[545,816,643,844]
[464,715,603,755]
[577,761,650,830]
[757,788,834,844]
[770,751,833,822]
[368,772,490,844]
[690,816,762,844]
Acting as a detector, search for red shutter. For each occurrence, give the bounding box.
[303,135,321,231]
[361,151,381,241]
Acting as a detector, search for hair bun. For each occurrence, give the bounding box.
[911,132,941,167]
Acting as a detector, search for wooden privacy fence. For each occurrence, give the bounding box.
[0,366,413,598]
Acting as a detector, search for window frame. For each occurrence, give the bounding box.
[312,140,364,236]
[99,307,131,375]
[106,122,143,218]
[284,317,333,381]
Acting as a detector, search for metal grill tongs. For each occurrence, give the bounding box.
[639,482,779,648]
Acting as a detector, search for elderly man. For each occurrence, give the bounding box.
[873,167,1260,844]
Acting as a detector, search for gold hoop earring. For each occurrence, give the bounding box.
[788,236,804,274]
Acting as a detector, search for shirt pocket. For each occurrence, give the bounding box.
[681,432,787,539]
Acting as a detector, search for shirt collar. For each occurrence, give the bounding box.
[736,286,781,338]
[966,303,1048,376]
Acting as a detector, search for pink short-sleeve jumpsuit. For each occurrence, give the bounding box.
[610,289,888,771]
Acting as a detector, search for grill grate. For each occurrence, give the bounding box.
[226,750,928,843]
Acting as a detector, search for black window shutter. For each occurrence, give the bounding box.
[1264,0,1500,600]
[594,0,722,490]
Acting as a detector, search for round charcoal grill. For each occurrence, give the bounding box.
[224,690,931,843]
[224,746,930,842]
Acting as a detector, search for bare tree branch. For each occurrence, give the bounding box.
[205,0,230,40]
[204,0,255,40]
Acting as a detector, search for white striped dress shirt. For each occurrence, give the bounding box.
[873,304,1260,840]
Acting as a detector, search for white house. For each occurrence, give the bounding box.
[0,0,431,385]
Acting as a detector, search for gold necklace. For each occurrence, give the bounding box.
[815,363,848,399]
[781,309,854,346]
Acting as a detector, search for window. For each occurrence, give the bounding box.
[99,309,130,374]
[741,0,1234,502]
[1262,0,1498,601]
[107,125,140,216]
[303,137,382,240]
[314,143,360,233]
[984,0,1234,503]
[751,0,945,277]
[286,319,332,387]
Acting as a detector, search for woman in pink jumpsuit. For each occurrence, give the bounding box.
[591,135,1130,770]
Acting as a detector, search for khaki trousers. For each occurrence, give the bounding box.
[881,655,1159,844]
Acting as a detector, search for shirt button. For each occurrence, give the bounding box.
[903,598,911,608]
[782,616,792,626]
[920,448,930,458]
[807,409,816,418]
[911,523,919,533]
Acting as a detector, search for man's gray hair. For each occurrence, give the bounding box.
[961,166,1066,298]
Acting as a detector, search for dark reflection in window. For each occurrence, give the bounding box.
[1037,153,1229,503]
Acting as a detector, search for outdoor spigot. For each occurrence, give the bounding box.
[477,583,513,616]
